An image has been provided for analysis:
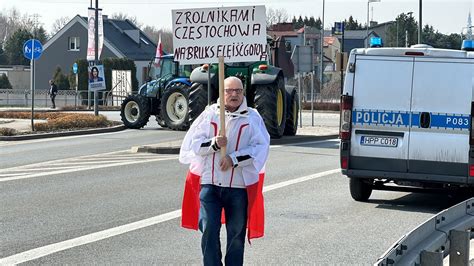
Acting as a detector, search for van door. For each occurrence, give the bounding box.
[350,55,413,172]
[408,57,472,181]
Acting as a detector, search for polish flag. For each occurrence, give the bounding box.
[154,33,163,66]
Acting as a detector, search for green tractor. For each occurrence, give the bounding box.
[187,38,299,138]
[120,55,193,130]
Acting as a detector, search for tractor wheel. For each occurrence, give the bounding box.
[155,115,167,128]
[254,77,286,138]
[349,178,373,202]
[283,86,299,136]
[160,83,190,130]
[120,94,151,129]
[188,82,209,125]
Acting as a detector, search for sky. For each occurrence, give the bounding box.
[0,0,472,35]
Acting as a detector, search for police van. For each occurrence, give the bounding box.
[339,41,474,201]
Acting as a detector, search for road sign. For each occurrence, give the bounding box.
[334,22,345,35]
[291,45,313,73]
[23,39,43,60]
[73,63,78,74]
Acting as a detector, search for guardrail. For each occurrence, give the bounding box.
[375,197,474,265]
[0,89,129,108]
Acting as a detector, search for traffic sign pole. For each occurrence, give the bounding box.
[23,39,43,131]
[30,43,35,131]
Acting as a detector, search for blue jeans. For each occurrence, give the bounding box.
[199,184,248,266]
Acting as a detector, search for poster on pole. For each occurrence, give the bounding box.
[172,5,267,65]
[87,8,104,61]
[88,64,106,91]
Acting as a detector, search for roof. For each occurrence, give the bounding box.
[268,30,298,38]
[84,16,156,61]
[324,36,339,47]
[337,30,379,40]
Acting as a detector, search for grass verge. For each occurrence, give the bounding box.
[0,112,118,136]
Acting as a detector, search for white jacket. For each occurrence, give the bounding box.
[179,98,270,188]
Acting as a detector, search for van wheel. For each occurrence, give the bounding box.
[349,178,373,201]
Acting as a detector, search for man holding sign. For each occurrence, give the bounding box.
[179,76,270,265]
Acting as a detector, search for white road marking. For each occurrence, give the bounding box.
[263,169,341,192]
[0,150,177,182]
[270,138,339,149]
[0,130,129,147]
[0,168,340,264]
[0,157,177,182]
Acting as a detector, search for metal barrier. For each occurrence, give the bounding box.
[375,197,474,265]
[0,89,124,108]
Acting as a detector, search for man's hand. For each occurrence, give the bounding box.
[219,155,233,171]
[215,136,227,149]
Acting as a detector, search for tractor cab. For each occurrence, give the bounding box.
[149,55,193,81]
[141,55,192,97]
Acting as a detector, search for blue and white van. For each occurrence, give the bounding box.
[339,43,474,201]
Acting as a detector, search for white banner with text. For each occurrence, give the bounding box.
[172,5,267,65]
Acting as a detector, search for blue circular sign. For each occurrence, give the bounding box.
[23,39,43,60]
[73,63,78,74]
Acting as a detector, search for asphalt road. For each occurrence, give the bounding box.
[0,112,466,264]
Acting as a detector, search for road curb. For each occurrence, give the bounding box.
[131,134,339,155]
[0,125,126,141]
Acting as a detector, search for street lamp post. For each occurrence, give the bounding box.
[366,0,381,47]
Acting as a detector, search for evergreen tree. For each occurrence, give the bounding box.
[32,26,48,44]
[4,28,33,65]
[344,16,363,30]
[308,16,316,28]
[0,74,12,89]
[294,16,304,29]
[53,66,70,90]
[291,16,297,25]
[0,46,7,65]
[386,13,418,47]
[303,16,309,26]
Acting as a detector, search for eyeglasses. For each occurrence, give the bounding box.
[224,88,243,94]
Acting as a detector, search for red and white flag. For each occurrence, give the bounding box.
[154,33,163,66]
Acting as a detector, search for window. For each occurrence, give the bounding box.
[68,37,80,51]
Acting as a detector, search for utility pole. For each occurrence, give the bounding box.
[340,22,345,94]
[320,0,325,96]
[94,0,99,116]
[418,0,422,44]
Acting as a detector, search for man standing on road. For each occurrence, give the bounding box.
[179,76,270,265]
[48,79,58,109]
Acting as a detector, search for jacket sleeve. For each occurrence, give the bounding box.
[228,112,270,171]
[179,109,218,164]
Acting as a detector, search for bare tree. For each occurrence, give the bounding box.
[266,8,289,27]
[110,12,142,28]
[0,8,42,47]
[51,16,70,36]
[142,26,173,53]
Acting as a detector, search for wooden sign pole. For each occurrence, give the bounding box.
[218,56,226,157]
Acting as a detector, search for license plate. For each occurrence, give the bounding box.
[360,136,398,147]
